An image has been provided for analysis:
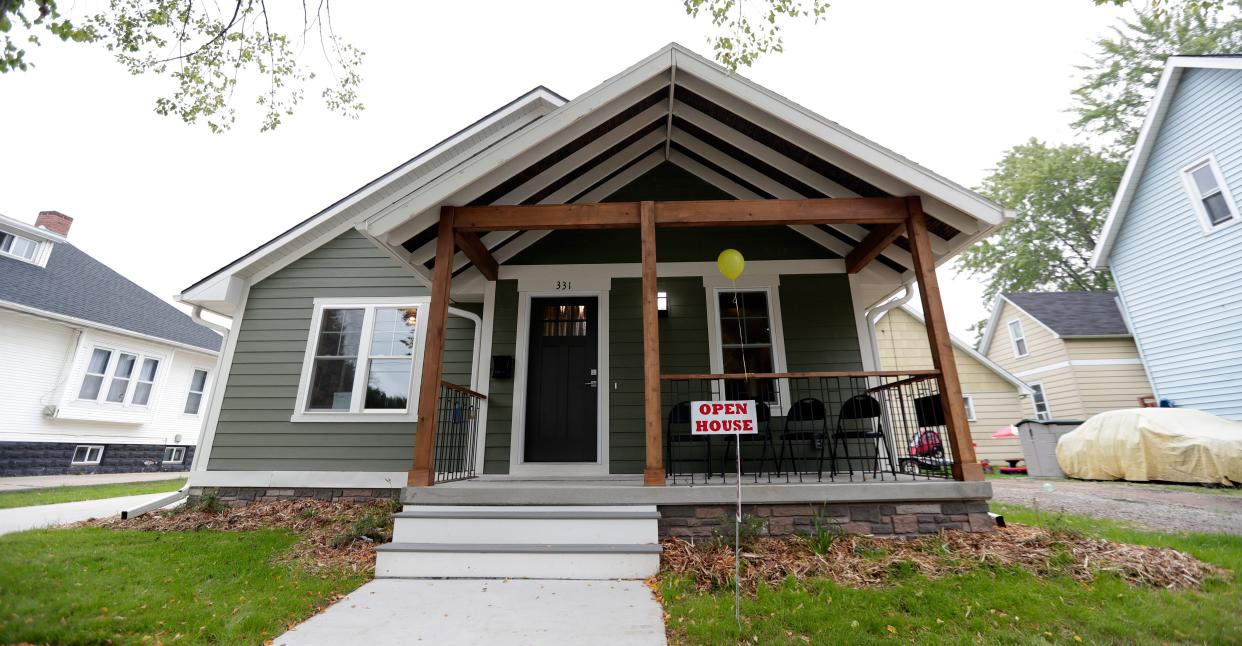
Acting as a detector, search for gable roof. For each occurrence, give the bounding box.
[978,291,1129,354]
[884,306,1032,395]
[0,217,221,352]
[181,43,1012,313]
[1092,56,1242,269]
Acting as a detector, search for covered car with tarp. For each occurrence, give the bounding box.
[1056,408,1242,485]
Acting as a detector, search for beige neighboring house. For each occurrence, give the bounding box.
[978,292,1155,421]
[875,306,1031,464]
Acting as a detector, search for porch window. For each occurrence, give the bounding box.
[717,290,777,403]
[1030,382,1051,421]
[1007,320,1028,358]
[296,300,426,419]
[1181,156,1238,231]
[184,368,209,415]
[77,346,162,407]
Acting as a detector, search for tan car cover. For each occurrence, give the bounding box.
[1056,408,1242,485]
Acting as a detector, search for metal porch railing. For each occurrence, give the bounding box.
[432,381,485,484]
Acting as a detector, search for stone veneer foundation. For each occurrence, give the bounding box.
[188,487,398,507]
[657,501,994,538]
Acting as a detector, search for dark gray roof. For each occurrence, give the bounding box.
[1003,291,1130,337]
[0,241,222,351]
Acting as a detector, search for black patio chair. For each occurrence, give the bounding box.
[665,401,714,484]
[722,401,775,483]
[776,397,831,482]
[831,394,897,478]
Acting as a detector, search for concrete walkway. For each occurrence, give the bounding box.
[275,579,667,646]
[0,471,185,492]
[0,492,177,535]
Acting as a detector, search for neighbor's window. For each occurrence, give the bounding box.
[0,230,39,262]
[963,395,977,422]
[71,445,104,465]
[1182,157,1238,231]
[1007,320,1028,358]
[1030,383,1051,421]
[184,369,209,415]
[302,303,423,414]
[77,347,161,407]
[717,290,777,403]
[163,446,186,464]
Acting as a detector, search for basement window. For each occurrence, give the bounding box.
[163,446,186,464]
[71,445,104,465]
[1181,156,1239,232]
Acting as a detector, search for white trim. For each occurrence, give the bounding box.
[977,295,1062,355]
[962,394,977,422]
[474,281,497,474]
[890,305,1032,395]
[0,299,220,356]
[704,281,792,416]
[1179,154,1240,234]
[1092,56,1242,269]
[1028,382,1051,421]
[71,444,105,465]
[72,343,167,410]
[1013,357,1143,379]
[188,470,408,489]
[848,274,878,372]
[508,290,610,477]
[1006,319,1029,358]
[190,285,248,473]
[182,366,212,417]
[162,446,187,464]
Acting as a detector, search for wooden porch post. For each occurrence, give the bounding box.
[408,206,456,487]
[905,197,984,482]
[640,201,665,486]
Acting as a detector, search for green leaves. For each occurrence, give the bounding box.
[955,140,1123,304]
[683,0,830,71]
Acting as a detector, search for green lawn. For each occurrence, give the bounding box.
[660,504,1242,645]
[0,478,186,509]
[0,527,366,645]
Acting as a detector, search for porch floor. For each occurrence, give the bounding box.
[404,474,991,506]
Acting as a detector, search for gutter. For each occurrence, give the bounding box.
[864,282,915,370]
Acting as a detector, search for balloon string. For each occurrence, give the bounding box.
[731,280,745,631]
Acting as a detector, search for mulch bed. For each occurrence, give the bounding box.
[82,499,398,574]
[660,524,1223,593]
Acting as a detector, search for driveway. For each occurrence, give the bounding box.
[275,579,667,646]
[990,478,1242,536]
[0,492,178,536]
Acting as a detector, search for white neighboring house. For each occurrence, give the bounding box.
[0,211,222,476]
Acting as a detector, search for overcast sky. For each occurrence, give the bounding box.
[1,0,1125,338]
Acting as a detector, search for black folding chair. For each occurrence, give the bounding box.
[831,394,897,477]
[722,402,775,483]
[776,398,830,482]
[665,401,714,484]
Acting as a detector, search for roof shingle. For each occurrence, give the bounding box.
[1003,291,1130,338]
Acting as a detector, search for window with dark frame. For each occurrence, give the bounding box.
[718,290,776,404]
[1030,383,1051,421]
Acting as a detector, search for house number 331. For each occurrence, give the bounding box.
[555,280,572,290]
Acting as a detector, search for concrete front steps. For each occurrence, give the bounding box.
[375,505,662,580]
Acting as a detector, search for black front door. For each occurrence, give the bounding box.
[524,297,598,462]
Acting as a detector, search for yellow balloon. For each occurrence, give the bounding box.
[716,248,745,281]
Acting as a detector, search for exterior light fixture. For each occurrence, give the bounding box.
[657,291,669,318]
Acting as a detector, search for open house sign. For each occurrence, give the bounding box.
[690,401,759,434]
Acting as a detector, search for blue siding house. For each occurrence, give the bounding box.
[1092,56,1242,420]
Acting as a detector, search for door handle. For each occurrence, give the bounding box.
[585,380,598,388]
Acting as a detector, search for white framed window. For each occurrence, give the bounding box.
[1180,155,1239,233]
[162,446,186,464]
[708,286,790,412]
[292,298,429,422]
[76,346,162,407]
[1029,382,1051,421]
[962,394,977,422]
[0,230,40,262]
[71,445,104,465]
[184,368,210,415]
[1007,319,1029,358]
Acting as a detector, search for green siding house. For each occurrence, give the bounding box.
[179,44,1012,545]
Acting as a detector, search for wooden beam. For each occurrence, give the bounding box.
[844,223,906,274]
[453,230,498,281]
[453,202,641,232]
[905,197,982,482]
[640,201,664,486]
[408,207,456,487]
[654,197,908,227]
[451,197,909,232]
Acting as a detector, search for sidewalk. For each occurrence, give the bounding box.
[275,579,667,646]
[0,492,180,535]
[0,471,186,492]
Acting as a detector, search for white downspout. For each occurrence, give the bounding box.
[865,282,915,371]
[187,305,232,473]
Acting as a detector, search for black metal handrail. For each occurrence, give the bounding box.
[433,381,485,484]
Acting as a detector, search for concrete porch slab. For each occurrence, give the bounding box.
[274,579,666,646]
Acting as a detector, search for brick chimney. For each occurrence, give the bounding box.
[35,211,73,237]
